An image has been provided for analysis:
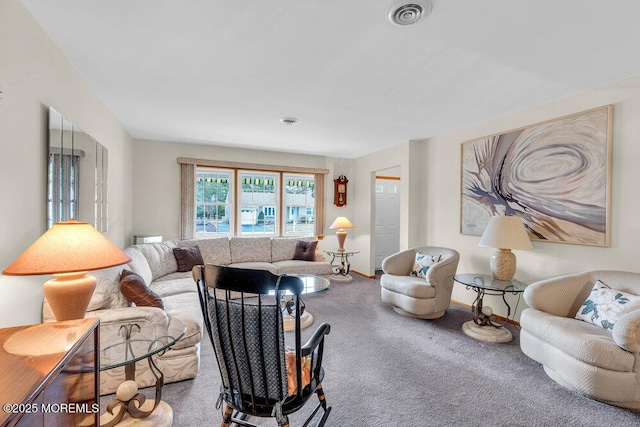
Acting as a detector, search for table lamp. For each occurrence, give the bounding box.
[2,220,131,321]
[329,216,354,252]
[478,216,532,281]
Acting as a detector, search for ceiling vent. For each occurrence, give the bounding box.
[280,117,300,125]
[386,0,432,26]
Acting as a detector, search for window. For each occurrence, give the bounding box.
[284,174,315,236]
[181,158,327,240]
[195,169,233,237]
[239,172,278,235]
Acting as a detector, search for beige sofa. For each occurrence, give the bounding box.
[380,246,460,319]
[43,236,331,395]
[520,270,640,408]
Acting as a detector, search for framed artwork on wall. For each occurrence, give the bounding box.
[460,105,613,246]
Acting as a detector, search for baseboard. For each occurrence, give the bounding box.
[351,270,375,279]
[450,299,521,326]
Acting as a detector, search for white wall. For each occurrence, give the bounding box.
[349,141,415,276]
[0,0,133,327]
[420,74,640,320]
[132,139,355,250]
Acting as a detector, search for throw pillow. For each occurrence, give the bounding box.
[293,240,318,261]
[120,270,164,309]
[575,280,640,331]
[173,246,204,272]
[410,252,442,278]
[285,347,311,395]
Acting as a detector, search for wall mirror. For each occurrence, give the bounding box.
[47,107,108,232]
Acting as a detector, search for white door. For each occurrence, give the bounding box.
[375,177,400,269]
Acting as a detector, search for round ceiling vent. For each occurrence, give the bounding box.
[387,0,432,26]
[280,117,300,125]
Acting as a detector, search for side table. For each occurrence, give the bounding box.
[100,317,185,427]
[454,274,527,343]
[324,249,359,282]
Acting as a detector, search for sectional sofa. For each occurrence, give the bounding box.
[43,236,332,394]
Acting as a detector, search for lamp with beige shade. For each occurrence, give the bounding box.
[329,216,354,252]
[478,216,532,281]
[2,220,131,321]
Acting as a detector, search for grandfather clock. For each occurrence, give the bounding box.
[334,175,348,207]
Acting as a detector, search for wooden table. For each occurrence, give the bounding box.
[0,318,100,426]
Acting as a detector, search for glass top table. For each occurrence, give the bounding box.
[454,274,528,343]
[269,274,330,331]
[324,249,359,281]
[99,317,186,427]
[101,317,186,371]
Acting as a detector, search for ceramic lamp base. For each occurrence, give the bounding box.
[43,272,96,321]
[490,249,516,281]
[336,229,347,252]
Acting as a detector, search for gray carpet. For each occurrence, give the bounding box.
[153,274,640,426]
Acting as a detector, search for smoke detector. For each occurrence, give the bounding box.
[280,117,300,125]
[387,0,432,26]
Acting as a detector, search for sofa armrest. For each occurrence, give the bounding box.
[523,271,596,318]
[381,249,415,275]
[612,310,640,352]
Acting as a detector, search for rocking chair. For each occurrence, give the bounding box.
[193,265,332,427]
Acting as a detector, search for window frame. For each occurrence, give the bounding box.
[179,158,328,240]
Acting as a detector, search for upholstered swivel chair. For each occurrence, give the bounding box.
[193,265,332,426]
[380,246,460,319]
[520,270,640,408]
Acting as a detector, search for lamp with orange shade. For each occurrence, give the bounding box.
[2,220,131,321]
[329,217,354,252]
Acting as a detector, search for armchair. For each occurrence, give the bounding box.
[193,265,332,426]
[380,246,460,319]
[520,270,640,408]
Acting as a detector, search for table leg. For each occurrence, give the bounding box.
[282,296,313,331]
[462,288,513,343]
[101,331,174,426]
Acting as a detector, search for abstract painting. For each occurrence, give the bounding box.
[460,105,612,246]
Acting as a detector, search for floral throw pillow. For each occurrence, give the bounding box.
[575,280,640,331]
[410,252,442,279]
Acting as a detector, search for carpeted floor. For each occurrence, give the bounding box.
[136,273,640,426]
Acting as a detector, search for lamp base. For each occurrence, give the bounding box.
[336,229,347,252]
[490,249,516,281]
[43,272,96,321]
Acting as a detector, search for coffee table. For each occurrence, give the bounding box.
[100,317,186,427]
[454,274,527,343]
[275,274,330,331]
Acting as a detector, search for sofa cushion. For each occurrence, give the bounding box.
[271,236,316,262]
[228,262,279,275]
[273,260,333,276]
[230,237,272,263]
[161,292,203,350]
[575,280,640,331]
[179,237,232,266]
[173,246,204,272]
[293,240,318,261]
[120,270,164,309]
[271,238,299,262]
[410,252,441,279]
[125,247,153,286]
[150,276,197,298]
[380,274,436,299]
[521,308,635,372]
[135,241,179,281]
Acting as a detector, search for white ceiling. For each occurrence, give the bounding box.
[20,0,640,159]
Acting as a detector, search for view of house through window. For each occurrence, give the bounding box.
[195,168,315,238]
[195,169,233,237]
[284,174,315,236]
[239,172,278,235]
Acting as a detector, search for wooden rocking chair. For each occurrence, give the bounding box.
[193,265,331,427]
